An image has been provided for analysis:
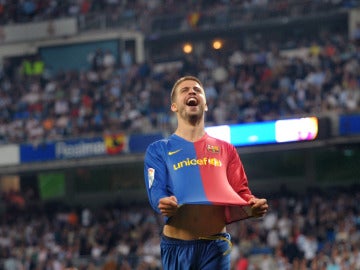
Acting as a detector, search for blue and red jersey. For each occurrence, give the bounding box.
[144,133,255,224]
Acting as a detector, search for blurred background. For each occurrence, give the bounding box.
[0,0,360,269]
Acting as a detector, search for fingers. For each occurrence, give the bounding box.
[159,206,178,217]
[158,196,178,217]
[169,195,178,203]
[159,196,178,207]
[249,198,267,207]
[249,198,269,217]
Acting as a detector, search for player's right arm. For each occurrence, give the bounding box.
[158,195,178,217]
[144,141,175,214]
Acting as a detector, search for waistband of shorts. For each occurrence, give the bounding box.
[161,233,232,255]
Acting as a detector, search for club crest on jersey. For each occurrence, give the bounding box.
[207,144,220,153]
[148,168,155,188]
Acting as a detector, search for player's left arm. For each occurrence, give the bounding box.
[226,144,268,217]
[248,197,268,217]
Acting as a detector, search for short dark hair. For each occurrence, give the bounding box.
[170,76,203,103]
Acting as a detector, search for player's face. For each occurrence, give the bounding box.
[171,79,208,121]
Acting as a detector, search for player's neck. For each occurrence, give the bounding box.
[174,124,205,142]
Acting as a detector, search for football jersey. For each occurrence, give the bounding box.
[144,133,255,224]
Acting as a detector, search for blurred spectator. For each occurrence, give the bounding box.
[235,253,249,270]
[351,21,360,44]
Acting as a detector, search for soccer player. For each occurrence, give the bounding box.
[144,75,268,270]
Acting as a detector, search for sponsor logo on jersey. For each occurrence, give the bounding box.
[168,149,182,156]
[207,144,220,153]
[173,157,222,171]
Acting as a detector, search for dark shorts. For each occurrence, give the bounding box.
[160,233,231,270]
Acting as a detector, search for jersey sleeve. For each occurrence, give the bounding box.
[144,141,171,214]
[226,144,255,202]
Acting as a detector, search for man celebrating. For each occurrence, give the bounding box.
[144,75,268,270]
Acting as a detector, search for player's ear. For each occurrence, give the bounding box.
[171,103,178,112]
[204,103,208,112]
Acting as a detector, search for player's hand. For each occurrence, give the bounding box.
[248,197,268,218]
[158,196,178,217]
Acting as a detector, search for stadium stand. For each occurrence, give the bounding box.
[0,184,359,269]
[0,0,359,145]
[0,0,359,269]
[0,20,359,144]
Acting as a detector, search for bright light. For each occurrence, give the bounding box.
[212,40,223,50]
[205,125,231,143]
[183,43,193,54]
[275,117,318,142]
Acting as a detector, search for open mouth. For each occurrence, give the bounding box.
[186,97,198,106]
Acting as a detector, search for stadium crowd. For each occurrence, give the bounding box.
[0,28,360,145]
[0,0,359,145]
[0,0,357,30]
[0,185,360,269]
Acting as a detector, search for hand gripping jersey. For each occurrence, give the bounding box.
[144,133,255,224]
